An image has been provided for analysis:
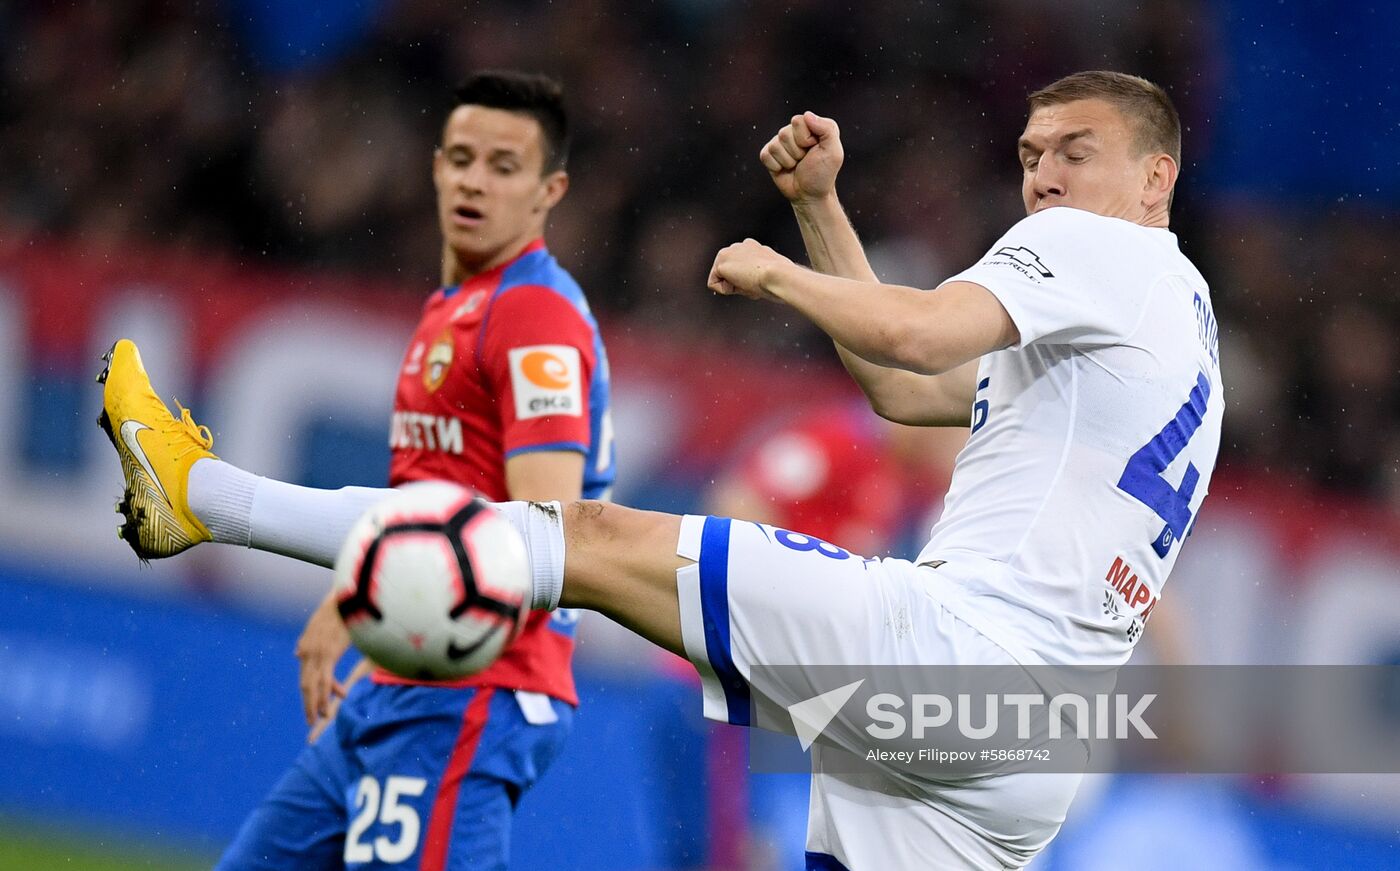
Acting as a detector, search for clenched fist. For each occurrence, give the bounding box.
[707,239,794,302]
[760,111,844,204]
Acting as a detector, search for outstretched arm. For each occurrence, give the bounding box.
[709,245,1015,421]
[712,250,1014,374]
[756,112,1000,425]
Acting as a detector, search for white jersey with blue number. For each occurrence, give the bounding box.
[917,206,1223,666]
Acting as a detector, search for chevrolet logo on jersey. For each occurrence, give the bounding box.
[992,246,1054,279]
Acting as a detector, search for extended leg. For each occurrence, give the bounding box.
[99,339,696,654]
[189,459,389,567]
[556,501,689,656]
[97,337,394,564]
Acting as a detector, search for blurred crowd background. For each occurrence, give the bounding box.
[1,1,1398,869]
[2,0,1396,504]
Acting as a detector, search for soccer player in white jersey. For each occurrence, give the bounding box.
[98,70,1222,869]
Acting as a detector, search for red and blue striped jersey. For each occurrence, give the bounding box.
[377,239,614,704]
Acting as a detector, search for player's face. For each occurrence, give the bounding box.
[1017,99,1164,222]
[433,106,568,275]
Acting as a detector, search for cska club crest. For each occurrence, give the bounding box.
[424,330,454,392]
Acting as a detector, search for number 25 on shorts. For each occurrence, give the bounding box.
[345,775,428,864]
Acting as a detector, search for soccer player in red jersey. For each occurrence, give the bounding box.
[197,71,615,869]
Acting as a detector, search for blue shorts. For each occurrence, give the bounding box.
[217,682,572,870]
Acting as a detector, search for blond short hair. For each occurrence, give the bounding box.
[1029,71,1181,166]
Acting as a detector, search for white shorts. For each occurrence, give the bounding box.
[673,515,1082,870]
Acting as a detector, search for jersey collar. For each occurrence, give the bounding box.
[442,238,548,298]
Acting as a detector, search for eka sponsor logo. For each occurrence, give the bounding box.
[509,345,582,419]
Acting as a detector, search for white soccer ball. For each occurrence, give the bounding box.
[332,481,530,680]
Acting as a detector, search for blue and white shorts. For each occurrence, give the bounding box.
[674,515,1081,871]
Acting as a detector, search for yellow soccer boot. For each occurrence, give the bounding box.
[96,339,217,559]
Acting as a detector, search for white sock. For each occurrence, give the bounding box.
[249,480,391,568]
[488,501,566,611]
[188,458,391,568]
[188,459,258,546]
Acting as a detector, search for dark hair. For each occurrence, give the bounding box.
[1028,71,1181,167]
[452,71,570,173]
